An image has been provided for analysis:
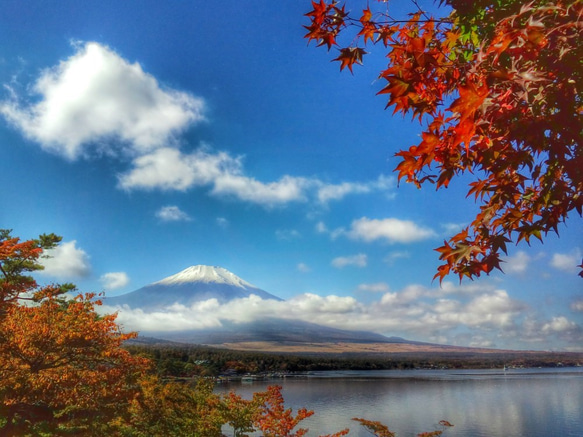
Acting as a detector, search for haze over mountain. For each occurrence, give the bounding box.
[106,265,282,311]
[142,318,422,346]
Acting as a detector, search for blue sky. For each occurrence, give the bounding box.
[1,0,581,351]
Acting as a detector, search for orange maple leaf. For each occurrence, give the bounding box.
[449,80,488,121]
[333,47,367,72]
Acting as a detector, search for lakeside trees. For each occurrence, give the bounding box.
[125,343,583,377]
[304,0,582,281]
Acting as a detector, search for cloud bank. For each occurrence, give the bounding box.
[102,281,583,350]
[119,146,394,207]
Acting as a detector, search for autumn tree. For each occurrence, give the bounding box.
[253,385,349,437]
[0,229,62,310]
[253,385,314,437]
[116,375,227,436]
[305,0,582,281]
[0,230,151,435]
[222,390,268,437]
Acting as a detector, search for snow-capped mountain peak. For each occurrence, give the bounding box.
[105,265,282,310]
[154,265,256,289]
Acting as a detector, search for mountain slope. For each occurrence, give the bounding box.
[141,318,419,345]
[105,265,282,310]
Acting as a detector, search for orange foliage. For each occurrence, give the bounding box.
[253,385,314,437]
[0,292,150,434]
[0,236,43,307]
[352,418,396,437]
[0,231,151,434]
[305,0,582,281]
[253,385,349,437]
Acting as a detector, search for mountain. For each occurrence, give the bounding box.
[107,265,440,350]
[141,318,419,345]
[105,265,282,310]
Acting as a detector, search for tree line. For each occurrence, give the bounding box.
[127,343,583,378]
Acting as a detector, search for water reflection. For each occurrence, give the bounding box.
[215,368,583,436]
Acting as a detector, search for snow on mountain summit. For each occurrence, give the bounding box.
[154,265,257,289]
[105,265,282,310]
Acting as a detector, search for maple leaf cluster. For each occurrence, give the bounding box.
[304,0,582,281]
[254,385,315,437]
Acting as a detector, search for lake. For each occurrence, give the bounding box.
[214,367,583,436]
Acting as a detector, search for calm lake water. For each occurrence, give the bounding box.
[214,367,583,436]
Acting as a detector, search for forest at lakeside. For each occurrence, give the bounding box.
[2,0,581,435]
[126,342,583,378]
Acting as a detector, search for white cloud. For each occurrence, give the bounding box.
[571,300,583,312]
[156,205,191,222]
[331,253,367,268]
[119,146,309,206]
[291,293,361,315]
[39,240,91,279]
[316,175,394,204]
[100,272,130,290]
[212,174,309,206]
[357,282,390,293]
[460,290,526,328]
[504,251,531,274]
[297,263,311,273]
[316,182,370,204]
[103,294,364,332]
[542,316,578,333]
[118,147,234,191]
[441,222,466,235]
[119,145,394,208]
[276,229,301,240]
[469,336,495,348]
[383,251,410,265]
[438,280,496,296]
[315,221,328,233]
[217,217,229,228]
[348,217,436,243]
[550,249,581,273]
[1,42,204,159]
[380,284,426,306]
[521,315,583,346]
[107,301,225,331]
